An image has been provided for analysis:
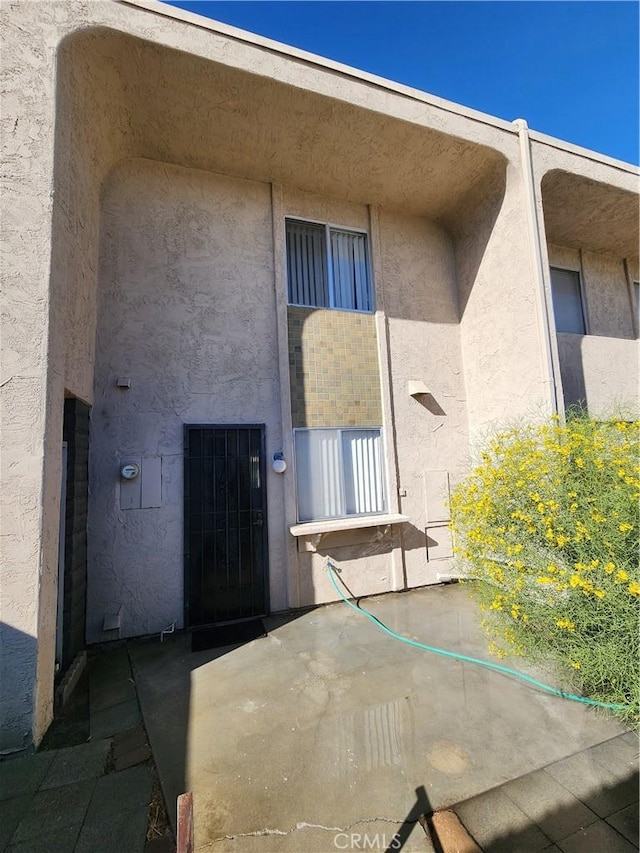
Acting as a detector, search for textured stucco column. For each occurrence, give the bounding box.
[369,204,406,592]
[270,183,301,609]
[0,2,63,749]
[455,157,555,443]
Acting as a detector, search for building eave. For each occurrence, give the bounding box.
[120,0,639,177]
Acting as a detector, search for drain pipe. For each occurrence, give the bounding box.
[513,119,560,415]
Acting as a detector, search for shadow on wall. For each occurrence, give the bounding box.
[0,624,37,753]
[555,334,588,411]
[413,393,446,417]
[556,333,640,418]
[447,161,508,321]
[311,522,431,562]
[287,158,506,458]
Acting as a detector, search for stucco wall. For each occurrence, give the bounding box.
[1,11,147,746]
[546,244,638,414]
[0,7,111,750]
[556,334,639,417]
[379,210,470,587]
[2,2,504,743]
[455,162,553,439]
[89,159,286,641]
[54,30,141,404]
[547,243,581,273]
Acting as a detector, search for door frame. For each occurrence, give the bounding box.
[183,423,270,629]
[55,441,68,671]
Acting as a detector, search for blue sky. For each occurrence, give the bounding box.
[162,1,638,164]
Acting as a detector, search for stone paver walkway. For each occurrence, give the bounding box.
[0,647,163,853]
[453,730,639,852]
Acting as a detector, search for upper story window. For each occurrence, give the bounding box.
[550,267,586,334]
[286,218,373,312]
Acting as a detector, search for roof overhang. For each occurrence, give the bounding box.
[63,24,507,226]
[541,170,639,257]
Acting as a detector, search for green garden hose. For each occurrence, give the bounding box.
[326,560,629,711]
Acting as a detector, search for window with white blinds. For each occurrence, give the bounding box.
[294,428,386,522]
[286,219,373,312]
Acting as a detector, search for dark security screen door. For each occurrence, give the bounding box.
[185,425,269,627]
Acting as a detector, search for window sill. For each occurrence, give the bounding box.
[289,513,410,538]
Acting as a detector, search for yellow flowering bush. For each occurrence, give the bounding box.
[450,413,639,723]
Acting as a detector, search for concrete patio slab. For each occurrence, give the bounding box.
[130,582,624,852]
[195,818,434,853]
[545,750,638,817]
[455,787,552,853]
[82,764,153,820]
[74,802,149,853]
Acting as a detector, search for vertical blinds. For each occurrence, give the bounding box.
[343,430,385,515]
[286,220,372,312]
[331,229,372,312]
[286,221,329,308]
[295,428,386,522]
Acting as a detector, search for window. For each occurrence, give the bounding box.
[550,267,586,334]
[294,428,386,522]
[286,219,373,312]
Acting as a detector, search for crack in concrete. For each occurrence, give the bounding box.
[202,815,409,848]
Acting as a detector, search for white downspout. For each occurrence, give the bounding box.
[513,118,560,414]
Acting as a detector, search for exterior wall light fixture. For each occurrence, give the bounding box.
[272,452,287,474]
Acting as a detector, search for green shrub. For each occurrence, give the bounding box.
[450,413,639,724]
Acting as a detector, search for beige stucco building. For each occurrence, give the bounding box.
[1,0,638,751]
